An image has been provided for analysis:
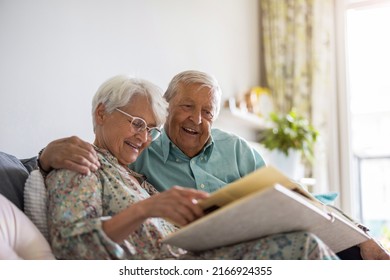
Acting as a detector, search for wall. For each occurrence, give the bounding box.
[0,0,261,158]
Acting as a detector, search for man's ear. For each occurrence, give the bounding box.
[95,103,106,125]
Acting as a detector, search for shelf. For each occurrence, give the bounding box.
[214,99,268,142]
[216,98,267,130]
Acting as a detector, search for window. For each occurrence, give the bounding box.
[346,0,390,248]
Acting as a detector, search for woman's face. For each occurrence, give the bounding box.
[94,95,157,166]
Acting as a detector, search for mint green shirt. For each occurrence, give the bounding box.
[129,128,266,193]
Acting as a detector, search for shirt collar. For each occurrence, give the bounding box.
[160,128,214,162]
[161,129,172,163]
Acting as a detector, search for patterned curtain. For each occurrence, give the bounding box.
[260,0,333,121]
[260,0,335,191]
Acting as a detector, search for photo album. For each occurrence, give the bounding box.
[162,166,369,253]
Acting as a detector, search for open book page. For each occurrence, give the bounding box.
[163,166,370,253]
[198,166,317,213]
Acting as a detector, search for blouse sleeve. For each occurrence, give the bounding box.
[46,169,125,259]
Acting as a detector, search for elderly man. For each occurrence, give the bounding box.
[38,70,389,260]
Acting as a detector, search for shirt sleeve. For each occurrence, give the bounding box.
[46,169,125,259]
[236,138,266,177]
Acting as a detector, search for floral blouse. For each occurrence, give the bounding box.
[46,147,181,259]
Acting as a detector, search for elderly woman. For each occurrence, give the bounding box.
[46,75,338,259]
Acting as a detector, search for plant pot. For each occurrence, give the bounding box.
[265,149,305,180]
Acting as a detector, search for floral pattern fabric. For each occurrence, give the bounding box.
[46,148,338,260]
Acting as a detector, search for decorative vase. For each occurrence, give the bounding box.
[265,149,305,180]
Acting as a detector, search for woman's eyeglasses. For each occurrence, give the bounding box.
[115,108,161,141]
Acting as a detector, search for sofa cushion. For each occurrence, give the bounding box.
[24,170,49,240]
[20,156,38,173]
[0,152,32,210]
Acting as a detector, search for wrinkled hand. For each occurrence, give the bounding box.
[40,136,100,175]
[359,238,390,260]
[138,186,210,227]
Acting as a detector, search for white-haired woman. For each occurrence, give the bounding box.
[46,75,338,260]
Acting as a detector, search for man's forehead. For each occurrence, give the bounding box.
[177,93,215,106]
[181,82,211,92]
[179,84,214,97]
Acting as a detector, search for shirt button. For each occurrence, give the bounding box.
[200,184,205,189]
[176,158,180,162]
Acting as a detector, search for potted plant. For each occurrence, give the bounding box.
[258,110,319,178]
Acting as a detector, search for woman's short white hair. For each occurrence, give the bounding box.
[164,70,222,118]
[92,75,168,130]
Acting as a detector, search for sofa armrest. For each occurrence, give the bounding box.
[0,152,34,210]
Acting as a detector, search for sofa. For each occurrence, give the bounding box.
[0,151,57,259]
[0,151,38,212]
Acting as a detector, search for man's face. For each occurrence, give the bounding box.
[165,83,216,158]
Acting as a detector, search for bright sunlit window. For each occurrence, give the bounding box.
[346,1,390,248]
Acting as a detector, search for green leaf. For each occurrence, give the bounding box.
[258,110,319,163]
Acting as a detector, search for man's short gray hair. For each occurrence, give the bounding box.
[164,70,222,118]
[92,75,168,130]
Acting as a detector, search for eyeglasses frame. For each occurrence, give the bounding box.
[115,108,161,141]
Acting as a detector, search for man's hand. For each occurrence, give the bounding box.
[359,238,390,260]
[40,136,100,175]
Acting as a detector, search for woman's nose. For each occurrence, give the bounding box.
[135,129,149,142]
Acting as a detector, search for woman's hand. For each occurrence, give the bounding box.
[40,136,100,175]
[103,186,209,242]
[138,186,210,226]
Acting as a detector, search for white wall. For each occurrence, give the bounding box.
[0,0,261,158]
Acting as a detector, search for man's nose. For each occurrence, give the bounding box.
[189,110,202,124]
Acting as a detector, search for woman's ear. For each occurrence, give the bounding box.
[95,103,106,125]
